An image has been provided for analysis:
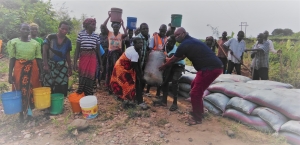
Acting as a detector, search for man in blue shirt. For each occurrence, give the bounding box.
[159,27,223,125]
[153,35,185,111]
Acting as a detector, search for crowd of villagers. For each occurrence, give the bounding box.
[6,12,277,125]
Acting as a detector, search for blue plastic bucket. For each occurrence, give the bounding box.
[127,17,137,30]
[1,91,22,115]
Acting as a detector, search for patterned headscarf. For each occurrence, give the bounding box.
[83,18,96,29]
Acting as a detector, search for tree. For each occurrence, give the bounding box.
[0,0,59,42]
[271,28,294,36]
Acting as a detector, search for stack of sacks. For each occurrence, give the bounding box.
[279,120,300,145]
[212,74,252,84]
[244,88,300,144]
[178,65,196,98]
[178,73,252,99]
[204,81,298,140]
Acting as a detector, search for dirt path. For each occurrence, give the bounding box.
[0,85,287,145]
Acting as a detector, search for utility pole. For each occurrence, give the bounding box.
[239,22,248,37]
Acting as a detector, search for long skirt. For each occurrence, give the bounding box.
[43,60,69,96]
[110,53,136,101]
[12,59,41,116]
[77,49,98,95]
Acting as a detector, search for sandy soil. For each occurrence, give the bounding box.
[0,57,287,145]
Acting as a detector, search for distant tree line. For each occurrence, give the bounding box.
[271,28,294,36]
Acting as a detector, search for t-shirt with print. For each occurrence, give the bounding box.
[174,35,223,71]
[43,34,72,62]
[108,31,123,51]
[125,46,139,62]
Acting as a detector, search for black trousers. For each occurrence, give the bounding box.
[227,60,241,75]
[135,78,145,104]
[218,57,228,74]
[253,67,269,80]
[50,84,68,97]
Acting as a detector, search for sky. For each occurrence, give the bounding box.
[49,0,300,39]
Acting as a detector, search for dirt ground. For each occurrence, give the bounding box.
[0,86,288,145]
[0,57,287,145]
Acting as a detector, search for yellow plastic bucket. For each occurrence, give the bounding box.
[33,87,51,109]
[79,95,98,119]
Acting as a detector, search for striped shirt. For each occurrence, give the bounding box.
[77,31,100,49]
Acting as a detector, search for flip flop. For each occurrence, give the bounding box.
[169,104,178,111]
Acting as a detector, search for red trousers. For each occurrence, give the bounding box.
[190,68,222,119]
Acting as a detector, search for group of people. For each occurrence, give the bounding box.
[7,12,279,125]
[7,21,72,122]
[206,30,281,80]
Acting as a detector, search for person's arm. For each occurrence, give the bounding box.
[103,14,111,30]
[35,42,43,81]
[268,40,277,54]
[159,56,183,71]
[132,62,142,80]
[42,43,50,73]
[121,20,128,39]
[96,44,103,72]
[8,58,16,84]
[66,51,72,77]
[73,42,81,71]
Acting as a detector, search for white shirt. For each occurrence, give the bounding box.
[254,39,276,54]
[125,46,139,62]
[224,38,246,63]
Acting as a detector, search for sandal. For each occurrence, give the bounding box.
[153,100,167,107]
[169,104,178,111]
[185,116,202,126]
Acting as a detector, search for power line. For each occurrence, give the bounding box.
[239,22,248,37]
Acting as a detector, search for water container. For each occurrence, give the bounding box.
[33,87,51,109]
[1,91,22,114]
[171,14,182,27]
[79,95,98,119]
[127,17,137,30]
[50,93,64,115]
[68,92,85,113]
[109,8,122,22]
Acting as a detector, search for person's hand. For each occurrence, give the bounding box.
[121,19,124,25]
[8,75,14,84]
[230,50,234,55]
[108,12,111,17]
[159,64,166,71]
[277,49,282,54]
[43,65,50,74]
[166,57,171,62]
[68,67,72,77]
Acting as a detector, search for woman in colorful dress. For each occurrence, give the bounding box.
[103,13,128,93]
[43,21,72,97]
[110,37,148,109]
[73,18,102,95]
[8,23,43,122]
